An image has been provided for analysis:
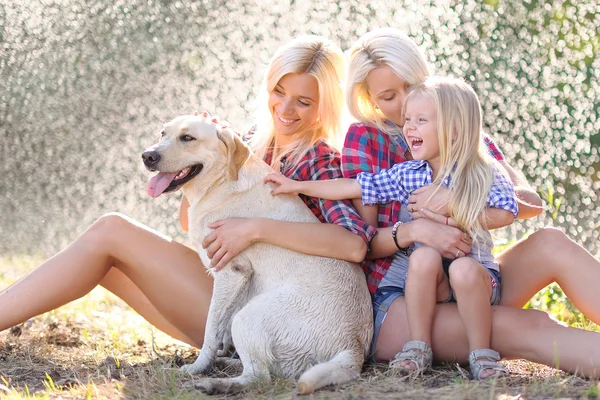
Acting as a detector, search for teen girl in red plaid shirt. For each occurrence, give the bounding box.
[342,28,600,378]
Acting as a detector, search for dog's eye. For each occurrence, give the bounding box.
[180,135,196,142]
[160,130,166,137]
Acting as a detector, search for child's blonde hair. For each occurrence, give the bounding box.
[251,35,347,168]
[346,28,430,136]
[408,76,497,243]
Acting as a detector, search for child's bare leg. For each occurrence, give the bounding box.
[0,213,212,347]
[448,258,493,350]
[399,247,449,370]
[449,258,502,379]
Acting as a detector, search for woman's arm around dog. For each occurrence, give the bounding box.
[181,197,370,271]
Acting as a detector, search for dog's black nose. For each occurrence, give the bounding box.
[142,151,160,167]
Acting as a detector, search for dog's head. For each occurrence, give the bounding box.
[142,114,250,198]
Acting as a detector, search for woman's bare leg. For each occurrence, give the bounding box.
[498,227,600,323]
[376,297,600,378]
[99,268,198,345]
[0,213,212,347]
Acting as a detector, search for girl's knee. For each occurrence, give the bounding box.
[408,248,442,278]
[409,247,441,267]
[448,259,486,289]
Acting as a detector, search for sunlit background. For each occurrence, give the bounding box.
[1,0,599,257]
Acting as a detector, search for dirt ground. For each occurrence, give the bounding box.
[1,315,598,400]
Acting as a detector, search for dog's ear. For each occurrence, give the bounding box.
[216,127,250,180]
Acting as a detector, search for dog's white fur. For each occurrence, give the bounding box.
[143,115,373,394]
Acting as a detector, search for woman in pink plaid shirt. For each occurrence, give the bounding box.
[342,28,600,377]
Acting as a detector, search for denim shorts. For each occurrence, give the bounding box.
[370,286,405,361]
[441,260,502,305]
[370,268,502,361]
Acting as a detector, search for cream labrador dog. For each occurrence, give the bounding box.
[141,114,373,395]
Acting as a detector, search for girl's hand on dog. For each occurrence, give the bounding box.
[203,218,258,271]
[194,110,230,129]
[264,173,303,196]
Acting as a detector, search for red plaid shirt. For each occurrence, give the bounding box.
[264,139,377,245]
[342,122,505,293]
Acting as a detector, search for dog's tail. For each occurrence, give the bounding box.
[296,348,363,395]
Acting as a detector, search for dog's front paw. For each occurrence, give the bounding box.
[180,357,213,375]
[185,377,243,395]
[185,378,218,394]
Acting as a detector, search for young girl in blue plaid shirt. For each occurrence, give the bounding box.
[266,75,517,379]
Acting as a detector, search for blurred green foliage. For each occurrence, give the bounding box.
[526,283,582,327]
[0,0,599,260]
[526,279,598,332]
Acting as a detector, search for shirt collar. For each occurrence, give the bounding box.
[406,159,453,187]
[384,120,409,154]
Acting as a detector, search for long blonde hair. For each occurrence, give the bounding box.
[251,35,347,168]
[408,76,496,243]
[346,28,430,136]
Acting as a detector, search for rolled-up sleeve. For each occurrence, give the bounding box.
[357,165,410,206]
[294,145,377,245]
[488,166,518,218]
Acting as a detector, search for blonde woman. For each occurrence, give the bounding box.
[342,28,600,378]
[265,76,517,379]
[195,35,375,271]
[0,36,375,355]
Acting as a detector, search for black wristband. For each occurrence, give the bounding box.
[391,221,410,256]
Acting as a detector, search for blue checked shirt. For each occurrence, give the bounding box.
[357,160,518,219]
[344,120,508,293]
[359,159,517,279]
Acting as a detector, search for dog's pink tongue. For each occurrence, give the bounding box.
[148,172,178,198]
